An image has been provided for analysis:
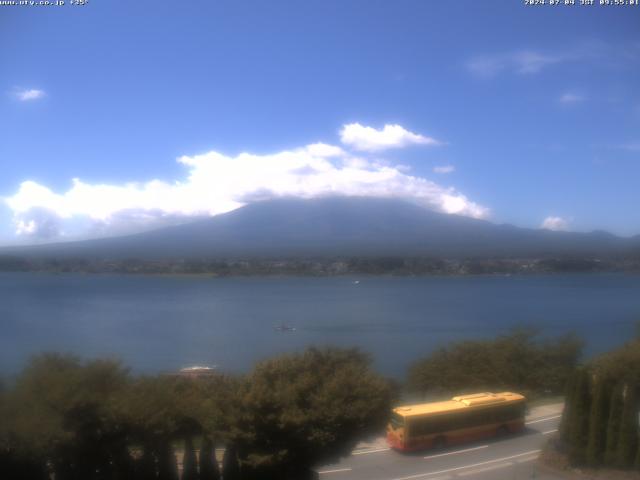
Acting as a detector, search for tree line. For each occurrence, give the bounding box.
[407,329,583,399]
[0,348,392,480]
[2,255,640,276]
[1,330,587,480]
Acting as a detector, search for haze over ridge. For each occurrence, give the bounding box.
[3,197,637,260]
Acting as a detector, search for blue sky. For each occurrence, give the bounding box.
[1,0,639,245]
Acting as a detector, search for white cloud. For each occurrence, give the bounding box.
[541,216,570,231]
[512,51,562,74]
[559,93,585,104]
[468,41,637,79]
[4,125,489,241]
[13,88,45,101]
[618,142,640,152]
[13,207,62,240]
[433,165,455,174]
[304,143,345,157]
[467,50,564,77]
[339,123,441,152]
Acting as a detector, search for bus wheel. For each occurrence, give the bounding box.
[433,436,447,450]
[497,425,509,437]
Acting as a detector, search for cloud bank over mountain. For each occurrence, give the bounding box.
[3,123,489,242]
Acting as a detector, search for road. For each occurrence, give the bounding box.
[315,404,565,480]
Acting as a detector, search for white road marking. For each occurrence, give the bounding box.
[457,461,512,476]
[423,445,488,460]
[318,467,353,474]
[525,414,562,425]
[542,429,558,435]
[389,449,541,480]
[352,447,391,455]
[516,455,538,463]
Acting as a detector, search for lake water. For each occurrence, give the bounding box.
[1,273,639,379]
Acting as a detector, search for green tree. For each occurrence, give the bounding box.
[6,353,131,480]
[181,374,238,445]
[534,333,583,395]
[586,376,610,466]
[568,368,591,465]
[617,385,639,467]
[408,329,582,398]
[408,340,503,397]
[604,384,624,466]
[1,382,48,480]
[593,339,640,387]
[120,376,184,479]
[231,347,391,480]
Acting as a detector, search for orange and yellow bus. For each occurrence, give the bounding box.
[387,392,526,452]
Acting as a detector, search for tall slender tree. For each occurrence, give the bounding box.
[157,440,179,480]
[559,371,576,444]
[198,437,219,480]
[617,385,639,467]
[135,447,157,480]
[222,446,240,480]
[568,368,592,465]
[182,436,199,480]
[586,376,610,466]
[605,384,624,466]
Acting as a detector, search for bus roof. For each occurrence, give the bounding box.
[393,392,526,418]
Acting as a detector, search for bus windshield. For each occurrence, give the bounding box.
[390,412,404,430]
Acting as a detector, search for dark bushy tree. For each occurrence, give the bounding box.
[230,347,392,480]
[535,333,584,395]
[408,329,582,398]
[121,375,203,479]
[5,354,131,480]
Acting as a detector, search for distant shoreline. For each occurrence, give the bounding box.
[1,255,639,277]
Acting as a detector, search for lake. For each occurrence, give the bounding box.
[1,272,639,379]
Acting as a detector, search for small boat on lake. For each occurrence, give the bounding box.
[175,365,218,377]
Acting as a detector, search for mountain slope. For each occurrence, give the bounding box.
[1,197,638,259]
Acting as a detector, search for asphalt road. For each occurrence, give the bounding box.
[315,404,565,480]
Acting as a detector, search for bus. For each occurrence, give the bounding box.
[387,391,526,452]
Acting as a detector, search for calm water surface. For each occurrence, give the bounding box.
[1,273,639,378]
